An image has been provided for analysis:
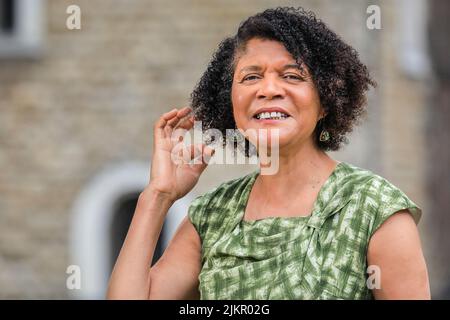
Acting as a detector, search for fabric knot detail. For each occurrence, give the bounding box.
[306,215,326,230]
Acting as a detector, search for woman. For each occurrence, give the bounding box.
[107,7,430,300]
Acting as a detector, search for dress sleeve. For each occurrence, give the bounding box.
[187,172,256,245]
[369,177,422,237]
[187,193,211,243]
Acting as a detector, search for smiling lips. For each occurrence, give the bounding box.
[253,107,291,121]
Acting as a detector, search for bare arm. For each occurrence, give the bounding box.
[149,215,202,299]
[106,187,174,299]
[106,106,213,299]
[367,210,431,299]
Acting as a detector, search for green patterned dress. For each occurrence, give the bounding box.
[188,162,422,300]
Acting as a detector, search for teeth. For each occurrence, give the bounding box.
[255,111,289,120]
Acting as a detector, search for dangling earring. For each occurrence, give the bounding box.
[318,118,330,142]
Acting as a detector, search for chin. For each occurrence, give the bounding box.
[249,131,292,151]
[238,122,297,147]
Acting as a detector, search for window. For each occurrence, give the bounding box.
[0,0,15,34]
[0,0,45,58]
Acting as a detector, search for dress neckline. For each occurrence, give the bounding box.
[239,161,345,225]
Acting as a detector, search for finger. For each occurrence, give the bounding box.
[175,143,201,163]
[156,108,179,127]
[166,107,189,119]
[166,107,192,128]
[171,142,189,165]
[177,106,192,118]
[204,145,215,158]
[154,108,179,139]
[171,127,189,145]
[188,144,202,163]
[166,116,180,128]
[175,114,195,131]
[188,144,214,165]
[187,144,215,172]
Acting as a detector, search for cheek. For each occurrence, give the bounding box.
[232,93,244,108]
[231,85,250,113]
[291,86,322,113]
[292,88,315,105]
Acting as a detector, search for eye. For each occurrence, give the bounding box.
[283,73,303,81]
[241,74,261,82]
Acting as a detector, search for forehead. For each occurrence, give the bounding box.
[235,38,296,68]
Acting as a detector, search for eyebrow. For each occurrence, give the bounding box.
[239,64,302,74]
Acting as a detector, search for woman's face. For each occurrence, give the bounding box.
[231,38,325,153]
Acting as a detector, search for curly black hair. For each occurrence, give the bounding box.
[190,6,376,155]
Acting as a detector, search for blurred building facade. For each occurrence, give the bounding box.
[0,0,448,298]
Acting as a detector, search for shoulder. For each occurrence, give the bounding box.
[338,162,416,203]
[339,162,422,236]
[187,170,257,241]
[338,162,383,189]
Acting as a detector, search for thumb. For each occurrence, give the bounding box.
[188,144,215,173]
[203,145,215,160]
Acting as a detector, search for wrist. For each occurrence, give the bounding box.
[140,184,176,207]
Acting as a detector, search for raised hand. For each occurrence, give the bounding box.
[148,107,214,202]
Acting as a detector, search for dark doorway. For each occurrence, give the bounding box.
[109,192,166,274]
[0,0,15,34]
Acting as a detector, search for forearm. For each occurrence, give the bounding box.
[106,186,174,299]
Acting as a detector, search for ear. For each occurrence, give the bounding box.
[319,109,328,120]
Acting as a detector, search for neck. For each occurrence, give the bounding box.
[256,139,339,198]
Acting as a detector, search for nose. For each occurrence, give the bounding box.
[256,75,285,100]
